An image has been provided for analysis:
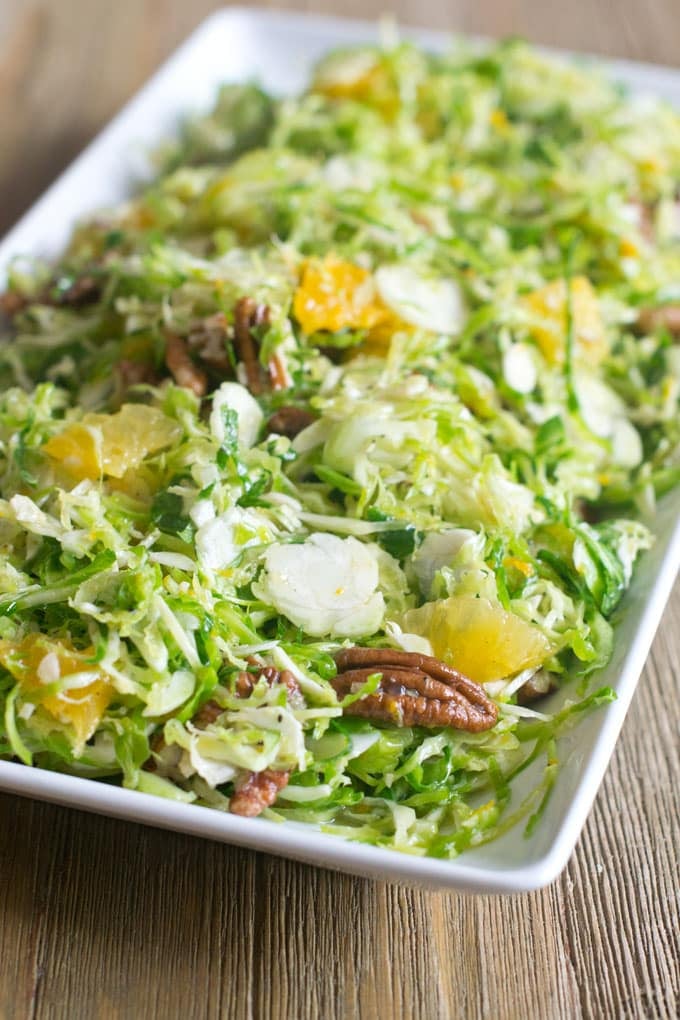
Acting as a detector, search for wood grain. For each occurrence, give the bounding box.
[0,2,678,1018]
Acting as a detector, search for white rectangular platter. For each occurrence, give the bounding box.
[0,7,679,893]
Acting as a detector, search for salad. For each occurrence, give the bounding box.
[0,37,678,857]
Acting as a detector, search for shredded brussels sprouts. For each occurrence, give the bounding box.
[0,36,678,856]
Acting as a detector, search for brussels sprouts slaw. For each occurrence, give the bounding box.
[0,37,678,856]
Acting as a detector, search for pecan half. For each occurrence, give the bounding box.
[229,768,291,817]
[233,296,290,394]
[146,664,300,816]
[266,406,317,438]
[162,299,289,398]
[53,274,101,307]
[234,296,268,395]
[229,663,300,816]
[236,664,301,701]
[517,670,557,704]
[1,274,102,318]
[637,303,680,337]
[191,699,224,728]
[187,312,232,374]
[116,359,160,394]
[0,290,28,318]
[164,330,208,396]
[267,350,292,391]
[143,731,165,771]
[332,647,498,733]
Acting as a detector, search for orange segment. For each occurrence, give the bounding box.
[293,256,400,340]
[0,634,113,749]
[401,596,552,684]
[314,64,382,101]
[45,404,182,480]
[520,277,607,366]
[312,52,398,117]
[44,422,102,479]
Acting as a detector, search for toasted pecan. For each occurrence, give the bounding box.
[164,330,208,396]
[266,406,317,438]
[637,303,680,337]
[150,664,300,749]
[53,274,101,307]
[0,290,28,317]
[1,273,102,318]
[191,699,224,728]
[229,768,291,817]
[517,670,557,704]
[234,296,268,395]
[236,665,301,700]
[187,312,232,373]
[267,350,291,391]
[163,298,289,397]
[233,296,291,394]
[144,665,301,813]
[240,660,301,701]
[117,358,159,393]
[228,664,300,816]
[333,647,498,733]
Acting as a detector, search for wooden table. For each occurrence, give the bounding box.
[0,3,678,1017]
